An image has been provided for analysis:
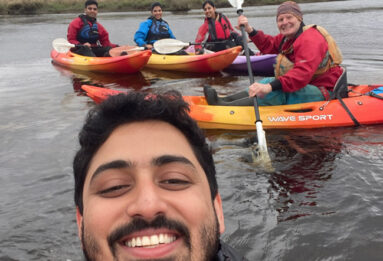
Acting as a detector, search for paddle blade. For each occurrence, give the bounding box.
[228,0,243,9]
[256,122,269,155]
[52,38,75,53]
[109,45,145,57]
[253,122,273,171]
[153,38,189,54]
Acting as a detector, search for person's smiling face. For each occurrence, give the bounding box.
[151,6,163,20]
[77,120,225,260]
[203,3,216,19]
[84,4,98,19]
[277,13,301,39]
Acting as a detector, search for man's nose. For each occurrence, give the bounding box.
[125,176,168,219]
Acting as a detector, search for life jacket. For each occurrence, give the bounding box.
[77,15,99,44]
[146,17,171,43]
[207,13,232,42]
[204,13,243,52]
[274,24,343,79]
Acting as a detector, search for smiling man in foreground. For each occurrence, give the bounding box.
[73,91,247,260]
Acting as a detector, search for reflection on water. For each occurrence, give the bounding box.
[268,132,341,222]
[51,63,151,91]
[207,126,383,260]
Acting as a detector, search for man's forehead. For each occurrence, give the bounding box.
[85,121,205,179]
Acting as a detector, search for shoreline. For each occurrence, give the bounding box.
[0,0,336,16]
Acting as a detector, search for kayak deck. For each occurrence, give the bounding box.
[50,49,152,74]
[145,46,242,73]
[184,85,383,129]
[224,54,276,76]
[81,84,383,130]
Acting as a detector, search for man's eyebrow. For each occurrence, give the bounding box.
[89,156,195,183]
[152,155,196,169]
[90,160,132,183]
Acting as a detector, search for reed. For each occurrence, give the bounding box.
[0,0,335,15]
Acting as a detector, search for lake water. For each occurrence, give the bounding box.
[1,0,383,260]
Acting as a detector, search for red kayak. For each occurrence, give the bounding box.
[50,49,152,74]
[80,84,383,129]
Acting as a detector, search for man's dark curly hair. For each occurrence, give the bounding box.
[73,90,217,214]
[85,0,98,8]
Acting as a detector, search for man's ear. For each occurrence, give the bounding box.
[76,207,84,244]
[213,192,225,234]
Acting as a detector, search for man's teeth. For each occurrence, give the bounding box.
[125,234,177,248]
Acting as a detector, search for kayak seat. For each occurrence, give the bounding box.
[329,66,360,126]
[332,66,348,99]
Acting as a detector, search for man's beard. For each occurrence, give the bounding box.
[81,214,220,261]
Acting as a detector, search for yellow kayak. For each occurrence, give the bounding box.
[145,46,241,73]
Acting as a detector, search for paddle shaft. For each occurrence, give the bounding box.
[55,41,142,56]
[193,41,226,45]
[156,41,228,48]
[229,0,272,168]
[237,9,262,123]
[153,38,232,54]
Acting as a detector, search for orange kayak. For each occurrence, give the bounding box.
[145,46,242,73]
[81,84,383,129]
[50,49,151,74]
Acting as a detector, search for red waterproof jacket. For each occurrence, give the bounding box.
[194,13,236,49]
[249,26,342,92]
[67,16,117,47]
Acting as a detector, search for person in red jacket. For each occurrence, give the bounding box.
[67,0,118,57]
[204,1,344,106]
[194,0,252,54]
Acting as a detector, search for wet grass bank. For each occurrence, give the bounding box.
[0,0,335,15]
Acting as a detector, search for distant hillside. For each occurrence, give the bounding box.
[0,0,337,15]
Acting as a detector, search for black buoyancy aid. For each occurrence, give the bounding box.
[77,14,99,44]
[146,17,171,43]
[207,13,232,41]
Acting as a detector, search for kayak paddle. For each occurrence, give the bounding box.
[108,45,145,57]
[153,38,225,54]
[52,38,144,56]
[52,38,77,53]
[228,0,272,167]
